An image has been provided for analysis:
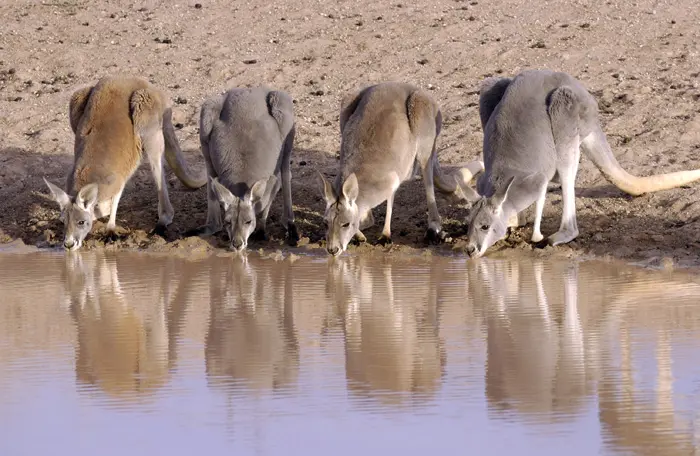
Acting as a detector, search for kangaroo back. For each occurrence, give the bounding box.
[69,77,147,198]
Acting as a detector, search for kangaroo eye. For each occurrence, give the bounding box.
[78,220,86,226]
[342,222,350,228]
[480,224,490,231]
[245,220,252,225]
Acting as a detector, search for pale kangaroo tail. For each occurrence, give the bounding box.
[582,125,700,196]
[162,107,207,189]
[433,157,484,202]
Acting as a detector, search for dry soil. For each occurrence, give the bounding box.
[1,0,700,268]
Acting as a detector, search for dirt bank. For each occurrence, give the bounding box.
[1,0,700,268]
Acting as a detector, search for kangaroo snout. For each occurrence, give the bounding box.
[231,238,245,251]
[64,239,77,250]
[466,244,479,258]
[327,245,341,256]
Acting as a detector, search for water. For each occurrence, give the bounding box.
[1,250,699,456]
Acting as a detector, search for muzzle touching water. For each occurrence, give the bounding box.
[231,238,246,251]
[466,243,482,259]
[63,238,81,251]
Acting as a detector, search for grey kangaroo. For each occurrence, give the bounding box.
[466,69,700,258]
[319,81,484,256]
[44,76,207,251]
[197,87,298,251]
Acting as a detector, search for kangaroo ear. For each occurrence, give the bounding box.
[341,173,359,205]
[44,178,71,210]
[246,177,269,205]
[210,177,237,210]
[316,170,336,205]
[491,176,516,212]
[77,183,99,211]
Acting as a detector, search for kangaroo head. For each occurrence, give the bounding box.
[465,176,515,259]
[44,179,98,251]
[318,171,360,257]
[210,177,268,251]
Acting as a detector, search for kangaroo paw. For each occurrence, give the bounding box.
[250,229,268,242]
[351,231,367,245]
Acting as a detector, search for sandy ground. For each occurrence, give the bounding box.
[1,0,700,268]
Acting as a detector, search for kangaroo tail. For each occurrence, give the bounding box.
[582,125,700,196]
[162,107,207,189]
[433,156,484,202]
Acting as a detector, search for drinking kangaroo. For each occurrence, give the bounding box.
[319,81,484,256]
[196,87,298,251]
[44,76,206,251]
[466,69,700,258]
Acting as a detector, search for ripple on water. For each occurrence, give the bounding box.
[1,250,699,455]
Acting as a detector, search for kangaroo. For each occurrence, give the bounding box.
[197,87,298,251]
[465,69,700,258]
[318,81,484,256]
[43,76,206,251]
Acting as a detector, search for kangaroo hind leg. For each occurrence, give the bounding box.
[408,90,445,243]
[547,86,581,246]
[198,96,226,236]
[280,126,299,245]
[131,88,175,234]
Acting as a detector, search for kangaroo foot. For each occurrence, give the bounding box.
[547,228,579,246]
[531,231,544,243]
[425,228,448,244]
[377,235,392,246]
[103,230,120,244]
[286,223,300,247]
[151,223,168,238]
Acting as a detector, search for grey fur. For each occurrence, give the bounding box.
[466,69,700,258]
[197,87,298,251]
[319,81,483,256]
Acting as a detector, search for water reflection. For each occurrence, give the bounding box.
[475,260,592,422]
[598,280,700,455]
[205,255,299,394]
[325,256,445,407]
[1,250,699,454]
[61,252,191,403]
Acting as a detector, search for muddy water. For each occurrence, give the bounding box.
[1,251,700,455]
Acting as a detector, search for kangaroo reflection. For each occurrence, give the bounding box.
[205,255,299,394]
[473,257,700,451]
[326,256,445,407]
[597,278,700,455]
[62,251,189,403]
[471,258,613,422]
